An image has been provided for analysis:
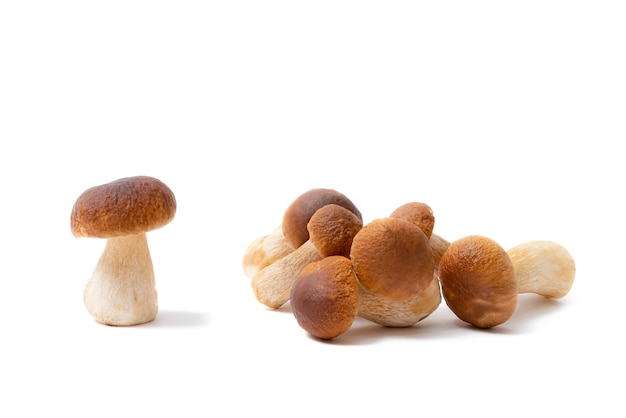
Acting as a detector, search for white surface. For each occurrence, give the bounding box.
[1,1,624,416]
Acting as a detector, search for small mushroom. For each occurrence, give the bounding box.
[290,256,360,340]
[252,204,363,309]
[354,234,447,327]
[350,217,435,302]
[438,235,517,329]
[439,235,576,329]
[71,176,176,326]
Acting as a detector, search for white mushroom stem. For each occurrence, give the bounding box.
[357,274,442,327]
[251,240,323,309]
[242,226,294,278]
[84,233,158,326]
[508,240,576,299]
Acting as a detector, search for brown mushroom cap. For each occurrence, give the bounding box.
[439,235,517,328]
[71,176,177,239]
[307,204,363,258]
[350,217,434,302]
[390,202,435,239]
[282,188,362,249]
[290,255,359,340]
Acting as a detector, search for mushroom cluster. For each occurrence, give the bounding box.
[242,188,576,340]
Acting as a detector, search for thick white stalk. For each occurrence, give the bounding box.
[84,233,157,326]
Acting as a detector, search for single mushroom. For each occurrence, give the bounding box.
[290,255,360,340]
[355,234,448,328]
[439,235,576,329]
[71,176,176,326]
[350,217,435,302]
[438,235,517,329]
[354,204,444,327]
[251,204,363,309]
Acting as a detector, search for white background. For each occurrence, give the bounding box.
[1,0,624,416]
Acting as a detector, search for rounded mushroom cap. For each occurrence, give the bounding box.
[282,188,362,249]
[439,235,517,328]
[71,176,177,239]
[390,202,435,239]
[307,204,363,258]
[350,217,434,302]
[290,255,359,340]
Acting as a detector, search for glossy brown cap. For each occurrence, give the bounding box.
[282,188,362,249]
[350,217,434,302]
[307,204,363,258]
[290,256,359,340]
[390,202,435,239]
[71,176,176,239]
[439,235,517,328]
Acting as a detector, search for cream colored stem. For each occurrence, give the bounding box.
[357,274,441,327]
[508,240,575,299]
[84,234,158,326]
[251,240,323,309]
[242,226,294,278]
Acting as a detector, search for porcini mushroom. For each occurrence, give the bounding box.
[439,235,576,329]
[350,217,435,302]
[251,204,363,309]
[290,256,360,340]
[71,176,176,326]
[438,235,517,329]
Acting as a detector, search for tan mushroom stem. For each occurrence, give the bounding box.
[242,226,294,278]
[251,240,323,309]
[84,233,158,326]
[508,240,575,298]
[357,275,442,327]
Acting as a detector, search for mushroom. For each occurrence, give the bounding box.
[438,235,517,329]
[71,176,176,326]
[352,205,444,327]
[438,235,576,329]
[290,256,360,340]
[251,203,363,309]
[350,217,435,302]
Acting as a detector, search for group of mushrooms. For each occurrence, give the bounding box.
[243,188,576,340]
[69,177,575,334]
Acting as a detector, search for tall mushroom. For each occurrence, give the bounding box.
[71,176,176,326]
